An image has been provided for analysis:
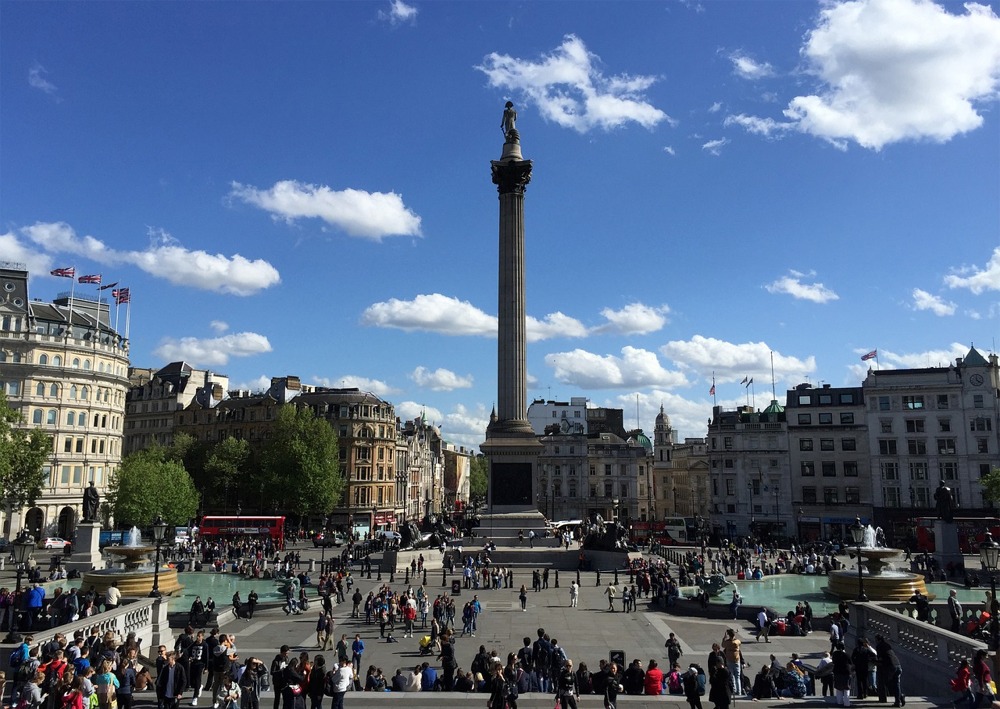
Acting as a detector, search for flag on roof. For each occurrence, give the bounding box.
[50,267,75,278]
[861,350,877,361]
[78,274,102,284]
[709,384,716,396]
[740,376,748,385]
[745,377,754,387]
[98,281,118,291]
[112,288,130,304]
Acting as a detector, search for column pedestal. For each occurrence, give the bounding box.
[933,520,963,575]
[65,522,104,573]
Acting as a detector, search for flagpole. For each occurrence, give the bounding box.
[770,351,776,401]
[750,379,756,409]
[67,269,77,340]
[875,348,880,371]
[712,372,717,406]
[125,294,131,342]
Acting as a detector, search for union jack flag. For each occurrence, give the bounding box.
[112,288,130,304]
[78,274,102,284]
[861,349,877,361]
[50,267,75,278]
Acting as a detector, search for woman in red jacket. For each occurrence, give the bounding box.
[644,660,664,696]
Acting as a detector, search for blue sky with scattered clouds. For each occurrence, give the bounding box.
[3,0,999,448]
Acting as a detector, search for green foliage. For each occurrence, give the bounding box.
[204,436,251,507]
[981,467,1000,503]
[469,455,488,499]
[108,447,199,526]
[259,405,343,516]
[0,392,51,509]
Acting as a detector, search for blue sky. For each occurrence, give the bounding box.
[3,0,999,449]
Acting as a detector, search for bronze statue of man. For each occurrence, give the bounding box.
[501,101,517,139]
[934,480,955,523]
[82,481,100,523]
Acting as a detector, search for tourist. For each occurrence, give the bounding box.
[831,642,853,707]
[666,633,683,668]
[953,658,976,709]
[643,660,663,695]
[852,639,876,700]
[327,658,352,709]
[556,658,580,709]
[750,665,778,700]
[973,649,994,707]
[157,652,188,709]
[949,590,963,634]
[720,629,742,696]
[603,661,623,709]
[709,662,732,709]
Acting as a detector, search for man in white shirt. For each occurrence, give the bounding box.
[755,609,771,643]
[105,582,122,610]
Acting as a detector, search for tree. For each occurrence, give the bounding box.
[0,392,51,511]
[259,405,342,516]
[981,467,1000,504]
[204,437,251,510]
[469,455,488,500]
[108,447,199,526]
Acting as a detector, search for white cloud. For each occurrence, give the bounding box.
[312,375,399,397]
[209,320,229,334]
[592,303,670,335]
[153,332,272,367]
[229,180,422,241]
[545,346,689,389]
[765,270,839,303]
[476,34,672,133]
[911,288,956,316]
[395,401,489,450]
[708,102,723,113]
[21,222,280,296]
[528,312,589,341]
[730,51,774,79]
[785,0,1000,150]
[410,366,474,391]
[724,113,795,137]
[660,335,817,382]
[230,375,272,394]
[701,138,729,155]
[28,63,58,96]
[378,0,417,25]
[945,246,1000,294]
[0,231,53,275]
[611,389,714,441]
[663,146,676,156]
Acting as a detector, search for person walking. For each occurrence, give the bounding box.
[556,659,580,709]
[349,635,364,674]
[665,633,683,668]
[682,665,704,709]
[875,634,903,707]
[569,582,579,608]
[755,609,771,643]
[518,585,527,612]
[953,659,976,709]
[604,584,617,611]
[973,649,994,707]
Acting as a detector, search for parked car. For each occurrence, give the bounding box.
[312,533,345,548]
[39,537,70,550]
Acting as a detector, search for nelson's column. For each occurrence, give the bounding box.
[481,102,542,510]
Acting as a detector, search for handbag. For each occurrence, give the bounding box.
[289,684,303,696]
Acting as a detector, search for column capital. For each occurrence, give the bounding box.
[491,159,532,195]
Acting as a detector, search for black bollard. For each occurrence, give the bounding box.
[614,568,619,585]
[442,568,447,586]
[629,568,634,583]
[554,570,559,588]
[576,570,581,585]
[596,570,601,586]
[423,568,428,586]
[390,568,395,583]
[377,565,382,581]
[367,567,372,580]
[405,568,410,584]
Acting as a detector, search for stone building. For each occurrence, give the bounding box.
[397,415,443,522]
[0,264,130,539]
[785,383,870,541]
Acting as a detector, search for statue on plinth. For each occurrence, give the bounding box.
[935,480,956,523]
[82,481,100,523]
[501,101,518,142]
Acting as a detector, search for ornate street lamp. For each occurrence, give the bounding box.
[149,516,168,598]
[980,532,1000,659]
[850,517,868,602]
[3,531,35,642]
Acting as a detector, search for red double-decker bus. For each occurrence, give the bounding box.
[914,516,1000,553]
[198,516,286,549]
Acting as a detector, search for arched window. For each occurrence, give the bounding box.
[38,354,48,365]
[35,383,45,397]
[98,362,104,373]
[83,359,91,370]
[72,358,80,369]
[67,412,76,426]
[46,410,57,425]
[49,383,58,397]
[32,410,42,425]
[69,385,77,400]
[80,386,89,400]
[52,355,62,366]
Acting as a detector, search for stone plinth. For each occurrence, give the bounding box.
[65,522,104,573]
[933,520,963,572]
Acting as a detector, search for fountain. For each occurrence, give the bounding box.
[825,525,932,601]
[80,527,182,597]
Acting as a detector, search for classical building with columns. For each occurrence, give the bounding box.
[0,263,130,539]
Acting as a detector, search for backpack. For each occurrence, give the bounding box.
[9,646,25,669]
[533,641,550,670]
[323,670,338,697]
[517,646,533,671]
[667,671,682,693]
[696,671,707,696]
[550,645,567,670]
[43,661,65,694]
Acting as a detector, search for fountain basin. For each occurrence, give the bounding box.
[825,569,932,602]
[79,567,183,597]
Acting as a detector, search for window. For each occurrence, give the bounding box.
[878,439,897,455]
[939,461,958,480]
[589,485,597,498]
[604,464,612,476]
[724,436,733,449]
[604,482,613,497]
[64,438,72,453]
[937,438,956,455]
[726,479,735,495]
[881,462,899,480]
[822,461,836,477]
[801,462,815,476]
[798,395,812,405]
[939,418,951,432]
[842,438,857,451]
[800,439,814,451]
[907,439,927,455]
[978,439,989,454]
[903,395,924,410]
[67,411,75,426]
[845,487,861,504]
[52,355,61,366]
[589,465,596,476]
[818,413,833,425]
[884,488,901,507]
[844,461,859,477]
[620,483,628,497]
[937,394,950,409]
[724,459,734,469]
[797,414,812,425]
[819,394,833,405]
[840,393,855,405]
[35,382,44,397]
[823,487,839,504]
[46,410,56,425]
[910,462,927,480]
[32,410,42,424]
[879,396,891,411]
[905,419,925,433]
[880,420,893,433]
[982,464,993,479]
[802,487,817,504]
[820,439,835,451]
[972,417,993,432]
[620,464,627,475]
[974,394,985,409]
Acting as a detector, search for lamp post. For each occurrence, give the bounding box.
[980,531,1000,669]
[3,531,34,642]
[747,481,755,537]
[149,516,168,598]
[850,517,868,602]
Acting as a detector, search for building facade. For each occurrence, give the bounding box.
[0,264,130,539]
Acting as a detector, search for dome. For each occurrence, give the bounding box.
[655,404,671,427]
[631,432,653,451]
